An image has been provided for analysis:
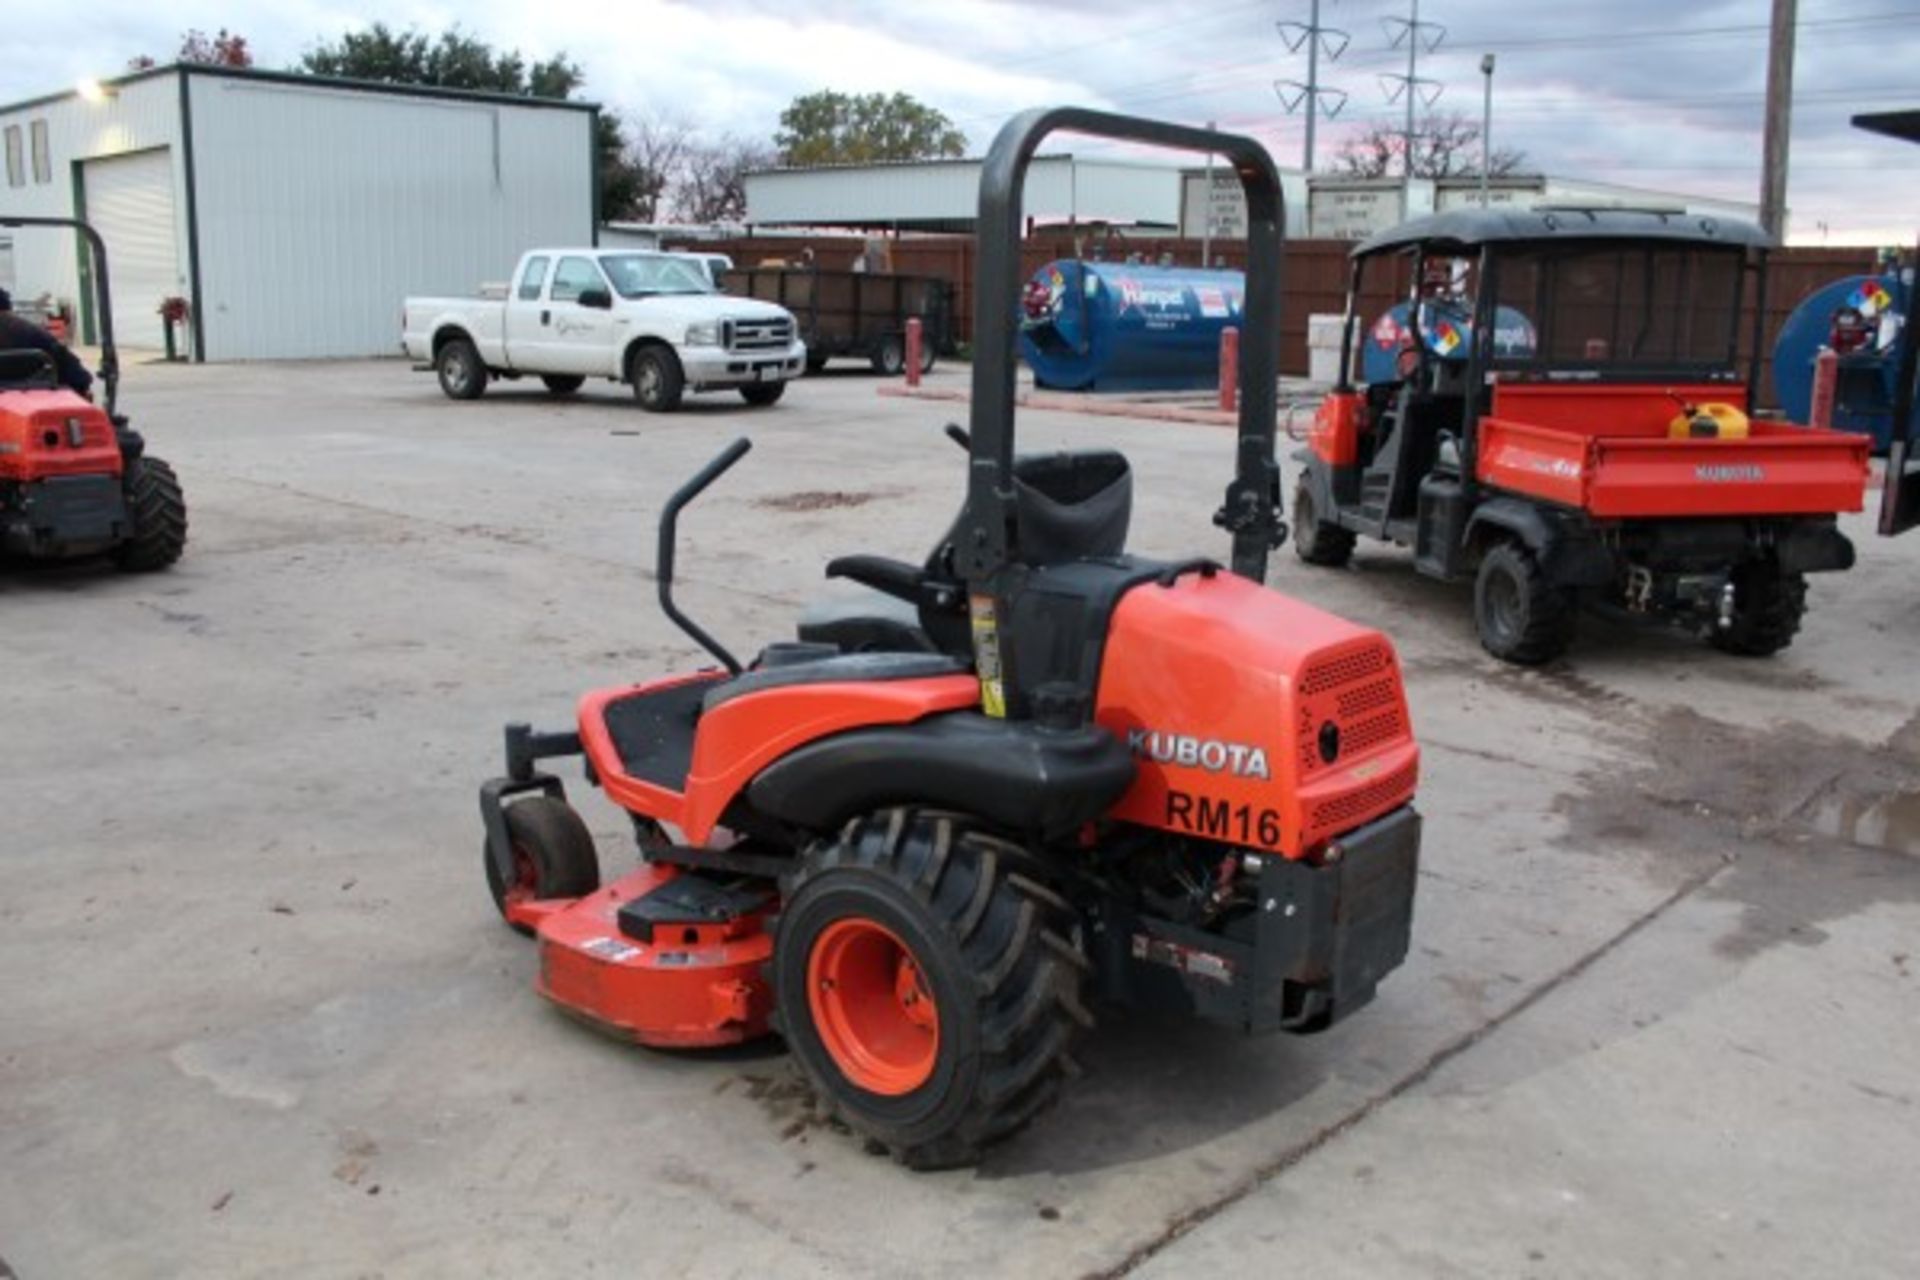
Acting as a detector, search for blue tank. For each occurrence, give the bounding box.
[1358,301,1537,385]
[1771,272,1914,453]
[1017,260,1245,392]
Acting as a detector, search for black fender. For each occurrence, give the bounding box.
[747,712,1135,842]
[1464,497,1614,588]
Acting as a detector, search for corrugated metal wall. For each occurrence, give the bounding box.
[747,157,1182,228]
[189,75,593,359]
[0,73,186,345]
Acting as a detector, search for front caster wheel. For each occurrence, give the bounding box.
[483,796,601,936]
[774,809,1090,1169]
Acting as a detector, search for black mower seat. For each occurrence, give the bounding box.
[702,652,969,712]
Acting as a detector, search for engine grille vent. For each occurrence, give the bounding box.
[728,317,793,353]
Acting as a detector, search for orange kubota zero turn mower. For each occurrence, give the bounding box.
[0,217,187,570]
[479,109,1421,1167]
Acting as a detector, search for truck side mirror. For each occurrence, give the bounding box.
[577,287,613,310]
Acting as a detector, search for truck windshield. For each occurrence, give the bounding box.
[602,255,713,297]
[1489,243,1744,374]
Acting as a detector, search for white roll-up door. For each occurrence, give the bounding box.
[82,149,181,349]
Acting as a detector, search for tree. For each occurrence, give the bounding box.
[621,114,695,223]
[674,137,775,224]
[129,28,254,70]
[775,91,966,166]
[1333,112,1527,179]
[297,25,631,219]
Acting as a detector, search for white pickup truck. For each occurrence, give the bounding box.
[401,249,805,411]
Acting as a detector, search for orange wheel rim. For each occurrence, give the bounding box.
[807,918,939,1096]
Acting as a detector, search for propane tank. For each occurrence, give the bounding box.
[1771,268,1914,452]
[1357,300,1536,385]
[1017,260,1245,392]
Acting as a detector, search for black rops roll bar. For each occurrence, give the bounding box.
[0,216,119,417]
[963,107,1288,586]
[658,435,752,674]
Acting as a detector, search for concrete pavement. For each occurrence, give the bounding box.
[2,358,1915,1278]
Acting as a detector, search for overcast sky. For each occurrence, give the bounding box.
[9,0,1918,243]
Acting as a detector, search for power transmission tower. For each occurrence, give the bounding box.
[1274,1,1350,172]
[1380,0,1446,177]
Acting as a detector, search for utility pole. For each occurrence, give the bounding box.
[1380,1,1446,178]
[1480,53,1495,207]
[1276,1,1351,173]
[1758,0,1796,239]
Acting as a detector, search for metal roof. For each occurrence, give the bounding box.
[1853,110,1920,145]
[0,62,598,118]
[1352,206,1775,257]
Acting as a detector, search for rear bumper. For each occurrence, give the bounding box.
[681,340,807,389]
[1097,804,1421,1035]
[1,475,129,559]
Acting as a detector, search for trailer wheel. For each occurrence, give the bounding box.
[1709,564,1806,657]
[540,374,585,396]
[740,381,786,407]
[436,337,487,400]
[484,797,601,936]
[113,457,188,572]
[775,809,1090,1169]
[918,341,937,374]
[1474,541,1573,665]
[1292,474,1355,568]
[629,346,684,412]
[871,336,907,376]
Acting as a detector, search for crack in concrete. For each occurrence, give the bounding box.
[1084,854,1734,1280]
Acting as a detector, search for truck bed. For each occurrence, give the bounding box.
[1476,382,1871,518]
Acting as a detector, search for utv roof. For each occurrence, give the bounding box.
[1853,109,1920,145]
[1352,207,1776,257]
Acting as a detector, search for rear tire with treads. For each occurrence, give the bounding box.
[774,808,1090,1169]
[114,456,187,571]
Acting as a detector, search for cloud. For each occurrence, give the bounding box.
[4,0,1916,242]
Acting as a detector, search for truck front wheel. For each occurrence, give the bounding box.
[436,338,487,400]
[740,381,786,407]
[629,346,684,412]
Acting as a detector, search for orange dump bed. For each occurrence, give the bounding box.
[1476,382,1871,518]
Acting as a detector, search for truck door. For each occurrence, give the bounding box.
[541,255,618,376]
[504,254,551,369]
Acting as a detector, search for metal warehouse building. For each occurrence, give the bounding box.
[0,64,596,359]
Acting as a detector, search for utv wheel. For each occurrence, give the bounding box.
[484,796,601,936]
[1709,564,1807,657]
[1474,541,1573,665]
[541,374,585,396]
[1292,474,1355,568]
[436,338,487,400]
[775,809,1091,1169]
[113,457,187,572]
[630,346,684,412]
[870,336,907,376]
[740,381,786,407]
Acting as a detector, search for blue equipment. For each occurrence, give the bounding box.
[1358,300,1537,386]
[1771,270,1915,453]
[1017,260,1244,392]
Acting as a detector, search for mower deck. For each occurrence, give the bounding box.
[509,863,775,1048]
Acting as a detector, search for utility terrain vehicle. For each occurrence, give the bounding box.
[0,216,186,570]
[477,109,1422,1167]
[1295,209,1870,663]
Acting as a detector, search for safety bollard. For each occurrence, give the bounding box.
[905,317,924,388]
[1218,326,1239,414]
[1809,347,1838,429]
